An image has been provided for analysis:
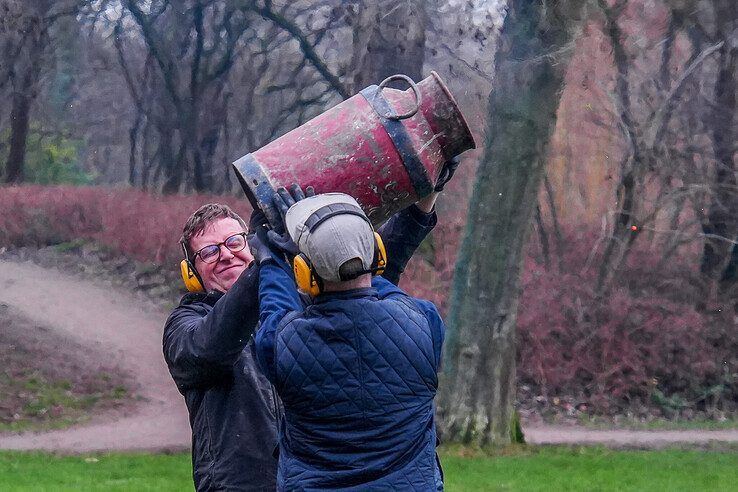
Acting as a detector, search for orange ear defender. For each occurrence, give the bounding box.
[292,231,388,297]
[180,242,205,293]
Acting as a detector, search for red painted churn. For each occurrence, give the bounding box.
[232,71,476,227]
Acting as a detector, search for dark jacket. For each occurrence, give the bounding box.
[163,205,436,491]
[255,266,445,491]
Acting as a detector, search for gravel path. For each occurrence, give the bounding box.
[0,259,190,453]
[0,258,736,453]
[525,425,738,448]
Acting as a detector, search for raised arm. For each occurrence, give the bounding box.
[163,265,260,392]
[254,260,302,382]
[377,198,438,285]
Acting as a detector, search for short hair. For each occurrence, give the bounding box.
[338,257,366,281]
[181,203,247,258]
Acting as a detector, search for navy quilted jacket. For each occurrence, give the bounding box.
[255,263,445,491]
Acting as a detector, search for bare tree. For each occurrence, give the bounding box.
[119,0,257,193]
[1,0,89,183]
[592,0,726,297]
[1,0,50,182]
[698,0,738,302]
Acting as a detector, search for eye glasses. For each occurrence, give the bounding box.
[193,232,248,264]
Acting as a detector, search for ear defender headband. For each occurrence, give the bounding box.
[292,203,387,297]
[180,241,205,293]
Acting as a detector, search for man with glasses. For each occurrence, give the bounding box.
[163,189,443,491]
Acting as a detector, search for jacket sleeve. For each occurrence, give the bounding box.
[373,275,445,369]
[377,204,437,285]
[254,260,303,383]
[163,264,261,391]
[412,298,445,370]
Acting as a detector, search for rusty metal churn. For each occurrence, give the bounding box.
[232,71,476,227]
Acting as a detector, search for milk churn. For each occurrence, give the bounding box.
[232,71,475,227]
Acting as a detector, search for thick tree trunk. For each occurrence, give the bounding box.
[437,0,584,446]
[350,0,425,91]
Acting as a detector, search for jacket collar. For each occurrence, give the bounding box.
[181,289,224,306]
[313,287,377,304]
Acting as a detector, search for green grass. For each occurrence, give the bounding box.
[441,446,738,491]
[0,452,192,491]
[0,374,128,433]
[0,446,736,491]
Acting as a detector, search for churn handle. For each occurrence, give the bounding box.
[375,74,422,120]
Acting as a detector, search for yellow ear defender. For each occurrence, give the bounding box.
[180,242,205,293]
[293,254,322,297]
[292,231,388,297]
[372,232,387,276]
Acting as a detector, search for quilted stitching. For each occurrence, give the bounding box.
[359,301,436,388]
[274,293,442,490]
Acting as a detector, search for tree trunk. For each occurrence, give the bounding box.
[593,0,643,296]
[128,111,143,186]
[437,0,584,446]
[4,91,32,183]
[350,0,425,92]
[3,2,47,184]
[700,1,738,298]
[160,127,182,194]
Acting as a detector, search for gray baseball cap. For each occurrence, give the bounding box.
[285,193,375,283]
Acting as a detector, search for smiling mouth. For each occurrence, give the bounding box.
[217,264,244,274]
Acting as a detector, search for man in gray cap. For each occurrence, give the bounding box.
[253,192,445,491]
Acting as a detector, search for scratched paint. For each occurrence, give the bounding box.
[232,71,475,227]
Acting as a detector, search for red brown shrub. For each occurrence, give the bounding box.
[2,184,734,415]
[0,184,253,266]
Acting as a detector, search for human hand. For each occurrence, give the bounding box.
[247,225,276,266]
[272,184,316,233]
[434,156,460,192]
[249,207,268,234]
[267,230,299,258]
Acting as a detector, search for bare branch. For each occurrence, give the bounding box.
[248,2,350,99]
[647,40,724,147]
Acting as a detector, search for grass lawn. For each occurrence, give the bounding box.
[0,446,736,491]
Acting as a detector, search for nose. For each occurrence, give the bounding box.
[219,244,235,261]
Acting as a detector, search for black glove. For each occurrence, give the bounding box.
[272,184,316,233]
[249,208,268,234]
[267,229,299,257]
[434,157,460,192]
[247,225,277,266]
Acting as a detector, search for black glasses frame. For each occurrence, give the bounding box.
[193,232,248,264]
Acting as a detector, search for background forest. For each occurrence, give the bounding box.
[1,0,736,445]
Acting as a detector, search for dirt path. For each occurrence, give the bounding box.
[0,259,190,453]
[524,425,738,448]
[0,258,737,453]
